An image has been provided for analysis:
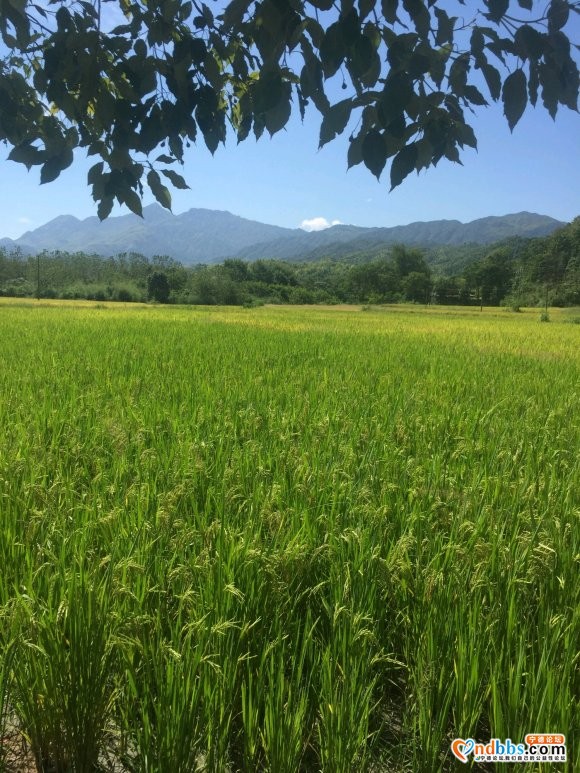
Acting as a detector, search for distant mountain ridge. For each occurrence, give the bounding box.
[0,207,565,264]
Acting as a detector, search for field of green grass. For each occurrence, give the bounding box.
[0,300,578,772]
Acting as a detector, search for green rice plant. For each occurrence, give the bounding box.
[199,630,238,772]
[10,560,118,772]
[0,609,16,772]
[451,596,489,741]
[259,624,314,773]
[316,532,380,772]
[240,663,263,770]
[316,635,378,773]
[119,618,208,773]
[403,565,456,772]
[0,300,578,771]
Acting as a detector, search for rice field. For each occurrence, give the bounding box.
[0,299,578,772]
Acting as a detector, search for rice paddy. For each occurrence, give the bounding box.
[0,300,578,771]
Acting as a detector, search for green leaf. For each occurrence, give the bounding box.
[253,114,265,141]
[539,62,560,118]
[55,6,72,30]
[340,9,360,47]
[134,39,147,58]
[264,84,292,136]
[390,143,418,189]
[381,0,398,25]
[456,122,477,149]
[449,54,470,94]
[320,23,347,78]
[464,85,488,106]
[161,169,190,189]
[147,170,172,210]
[221,0,253,29]
[429,49,447,87]
[487,35,512,63]
[514,25,545,60]
[300,57,324,101]
[359,0,375,21]
[347,132,364,168]
[434,8,455,46]
[362,129,387,179]
[548,0,569,32]
[109,148,133,170]
[40,156,65,184]
[379,73,414,120]
[470,28,485,57]
[359,48,381,87]
[402,0,430,39]
[486,0,509,23]
[305,18,325,48]
[237,114,253,142]
[444,94,464,122]
[201,3,214,26]
[558,56,579,111]
[87,162,104,186]
[502,69,528,130]
[481,63,501,101]
[319,100,352,147]
[414,137,433,172]
[197,103,225,154]
[180,0,193,20]
[168,136,185,161]
[8,143,44,169]
[123,189,143,217]
[191,38,207,65]
[7,0,27,15]
[528,62,539,106]
[97,196,114,220]
[408,50,432,78]
[252,71,283,114]
[350,35,375,78]
[444,142,461,163]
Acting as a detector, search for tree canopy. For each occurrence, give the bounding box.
[1,0,578,217]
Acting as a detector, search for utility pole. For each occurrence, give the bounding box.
[37,254,40,300]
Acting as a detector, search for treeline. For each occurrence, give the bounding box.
[0,245,434,305]
[457,217,580,308]
[0,251,185,303]
[1,218,578,306]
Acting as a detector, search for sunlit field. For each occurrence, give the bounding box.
[0,300,578,772]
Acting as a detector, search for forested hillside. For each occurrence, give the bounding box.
[1,219,578,307]
[1,209,563,264]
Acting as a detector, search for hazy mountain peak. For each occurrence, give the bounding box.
[19,213,81,239]
[2,207,566,264]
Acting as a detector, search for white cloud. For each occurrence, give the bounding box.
[300,217,342,232]
[18,217,32,225]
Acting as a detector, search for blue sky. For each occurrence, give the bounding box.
[1,6,579,239]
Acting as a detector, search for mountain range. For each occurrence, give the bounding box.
[0,207,565,265]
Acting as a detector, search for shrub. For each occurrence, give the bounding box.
[148,272,170,303]
[115,287,135,303]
